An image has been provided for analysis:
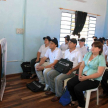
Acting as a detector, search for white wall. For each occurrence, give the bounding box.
[103,0,108,38]
[0,0,25,74]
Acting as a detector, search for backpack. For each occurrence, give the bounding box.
[59,86,71,106]
[26,81,45,92]
[21,62,31,73]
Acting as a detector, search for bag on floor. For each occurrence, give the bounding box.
[54,58,73,74]
[26,81,45,92]
[59,86,71,106]
[21,62,31,73]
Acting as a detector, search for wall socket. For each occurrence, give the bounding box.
[16,28,24,34]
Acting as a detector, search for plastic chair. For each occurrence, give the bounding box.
[64,78,71,88]
[85,87,99,108]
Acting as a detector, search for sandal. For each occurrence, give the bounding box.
[30,74,36,79]
[69,102,75,106]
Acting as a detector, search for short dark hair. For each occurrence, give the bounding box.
[70,38,77,45]
[91,41,103,55]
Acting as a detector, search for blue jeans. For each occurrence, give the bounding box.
[47,69,75,97]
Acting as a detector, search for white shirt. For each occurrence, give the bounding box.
[76,46,88,57]
[64,49,83,68]
[45,47,62,63]
[103,44,107,56]
[38,44,49,58]
[60,43,68,51]
[105,49,108,62]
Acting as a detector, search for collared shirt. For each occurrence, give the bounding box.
[60,43,69,51]
[76,46,88,57]
[38,44,49,58]
[103,44,107,57]
[105,49,108,62]
[45,47,62,63]
[64,48,83,68]
[83,52,106,81]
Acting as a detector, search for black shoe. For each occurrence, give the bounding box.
[30,74,36,79]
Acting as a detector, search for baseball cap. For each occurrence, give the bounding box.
[69,38,77,44]
[101,37,105,41]
[43,36,51,41]
[92,36,97,39]
[64,35,70,41]
[78,38,85,42]
[50,37,58,47]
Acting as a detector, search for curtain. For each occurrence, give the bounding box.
[72,11,87,37]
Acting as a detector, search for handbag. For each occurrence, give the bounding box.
[54,58,73,74]
[26,81,45,92]
[59,86,71,106]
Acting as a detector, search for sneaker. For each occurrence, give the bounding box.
[44,84,50,91]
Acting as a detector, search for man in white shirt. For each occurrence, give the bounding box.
[45,38,83,102]
[102,37,107,52]
[60,35,70,51]
[35,37,62,90]
[77,38,88,57]
[60,35,70,57]
[30,36,51,79]
[98,37,107,57]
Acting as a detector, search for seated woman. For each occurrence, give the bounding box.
[67,41,106,108]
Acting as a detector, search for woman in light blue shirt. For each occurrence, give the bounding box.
[67,41,106,108]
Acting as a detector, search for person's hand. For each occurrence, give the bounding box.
[78,74,82,80]
[36,65,40,69]
[35,59,39,63]
[36,66,44,71]
[66,70,72,75]
[79,75,88,81]
[51,65,54,69]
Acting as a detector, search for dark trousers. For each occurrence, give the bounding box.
[67,75,100,107]
[30,58,40,74]
[101,69,108,95]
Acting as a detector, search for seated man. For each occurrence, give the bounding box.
[30,36,51,79]
[77,38,88,57]
[60,35,70,51]
[45,38,83,102]
[35,37,62,90]
[98,38,106,57]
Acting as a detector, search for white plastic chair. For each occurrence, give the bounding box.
[85,87,99,108]
[64,78,71,88]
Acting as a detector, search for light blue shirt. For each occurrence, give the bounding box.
[82,52,106,81]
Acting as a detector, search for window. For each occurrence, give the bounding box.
[60,12,96,49]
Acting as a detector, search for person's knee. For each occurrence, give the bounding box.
[43,69,48,76]
[55,75,63,84]
[67,79,74,90]
[35,63,39,70]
